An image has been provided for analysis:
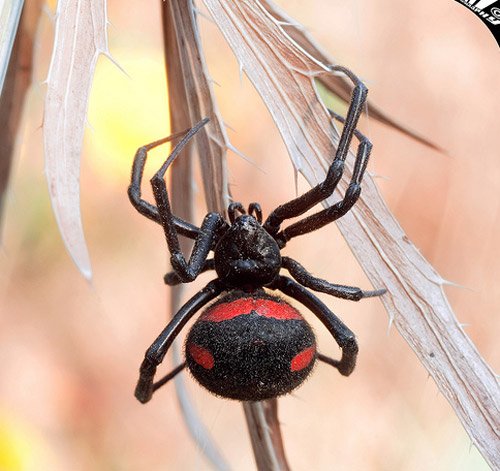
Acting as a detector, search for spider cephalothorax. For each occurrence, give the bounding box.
[214,213,281,289]
[128,65,384,404]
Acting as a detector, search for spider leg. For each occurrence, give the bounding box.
[327,107,369,143]
[317,353,343,370]
[135,279,223,403]
[269,275,358,376]
[152,362,186,393]
[149,120,229,283]
[282,256,385,301]
[275,133,371,246]
[164,259,215,286]
[128,126,204,239]
[263,65,368,237]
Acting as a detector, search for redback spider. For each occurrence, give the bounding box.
[128,65,385,403]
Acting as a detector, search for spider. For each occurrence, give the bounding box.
[128,65,385,403]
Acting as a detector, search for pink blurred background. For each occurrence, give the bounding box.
[0,0,498,469]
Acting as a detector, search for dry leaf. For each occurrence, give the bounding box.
[44,0,109,279]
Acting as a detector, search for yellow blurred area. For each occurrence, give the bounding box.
[0,411,53,471]
[87,52,170,182]
[45,0,56,12]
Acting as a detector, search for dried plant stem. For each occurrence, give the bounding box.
[162,1,290,468]
[162,0,229,215]
[243,400,290,471]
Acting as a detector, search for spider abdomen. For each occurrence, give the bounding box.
[185,293,316,401]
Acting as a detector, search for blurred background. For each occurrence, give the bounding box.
[0,0,498,469]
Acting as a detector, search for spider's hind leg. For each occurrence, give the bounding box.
[270,276,358,376]
[152,362,186,393]
[317,353,343,371]
[135,279,223,403]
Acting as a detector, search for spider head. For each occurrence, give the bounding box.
[214,214,281,288]
[228,201,262,224]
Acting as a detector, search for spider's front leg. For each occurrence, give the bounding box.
[275,130,372,245]
[135,279,223,403]
[163,259,215,286]
[263,65,368,238]
[148,120,229,283]
[270,276,358,376]
[128,127,202,240]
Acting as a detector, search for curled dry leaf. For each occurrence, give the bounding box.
[44,0,109,279]
[202,0,499,468]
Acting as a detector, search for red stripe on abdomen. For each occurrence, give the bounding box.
[188,343,215,369]
[201,297,302,322]
[290,346,316,371]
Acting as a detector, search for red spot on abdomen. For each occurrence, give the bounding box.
[188,343,214,369]
[200,297,302,322]
[290,346,316,371]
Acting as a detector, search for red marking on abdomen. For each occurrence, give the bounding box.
[188,343,214,369]
[290,346,316,371]
[201,297,302,322]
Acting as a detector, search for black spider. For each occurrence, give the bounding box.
[128,65,385,403]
